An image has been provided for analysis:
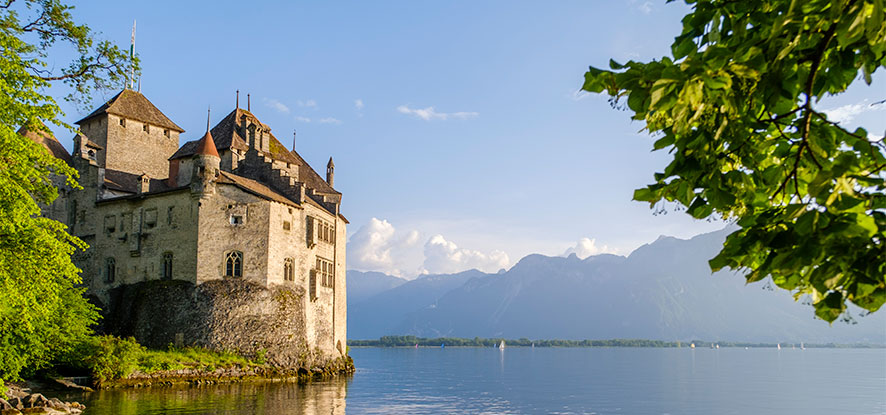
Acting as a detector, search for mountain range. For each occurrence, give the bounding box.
[347,228,885,343]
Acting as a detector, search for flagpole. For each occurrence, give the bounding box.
[130,20,136,90]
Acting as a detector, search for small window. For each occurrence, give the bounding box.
[164,129,170,137]
[106,258,116,283]
[167,206,175,225]
[145,208,158,228]
[162,252,173,280]
[143,124,150,133]
[225,251,243,277]
[230,215,243,225]
[119,118,126,127]
[104,215,116,233]
[284,258,294,282]
[283,221,291,231]
[316,219,335,244]
[87,149,96,160]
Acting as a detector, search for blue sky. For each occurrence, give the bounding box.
[47,1,886,278]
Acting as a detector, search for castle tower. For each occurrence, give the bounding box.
[326,156,334,187]
[190,110,220,194]
[75,90,184,179]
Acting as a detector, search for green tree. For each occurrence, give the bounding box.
[0,0,135,381]
[583,0,885,322]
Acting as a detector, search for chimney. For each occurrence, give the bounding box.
[138,173,150,194]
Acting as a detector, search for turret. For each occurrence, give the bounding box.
[191,109,220,194]
[326,157,334,187]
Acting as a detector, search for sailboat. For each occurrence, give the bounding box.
[499,340,506,350]
[801,342,806,350]
[777,343,781,350]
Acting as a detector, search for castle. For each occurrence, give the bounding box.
[24,89,347,363]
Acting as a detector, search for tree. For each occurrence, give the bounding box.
[582,0,885,322]
[0,0,134,381]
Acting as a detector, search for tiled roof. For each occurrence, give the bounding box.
[170,108,339,196]
[103,169,172,193]
[217,171,299,207]
[17,124,72,164]
[75,89,184,132]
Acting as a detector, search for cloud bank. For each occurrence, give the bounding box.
[562,237,617,259]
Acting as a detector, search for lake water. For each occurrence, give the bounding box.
[69,347,885,414]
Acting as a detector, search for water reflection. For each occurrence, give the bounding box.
[68,377,349,415]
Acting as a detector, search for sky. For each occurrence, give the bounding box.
[45,1,886,279]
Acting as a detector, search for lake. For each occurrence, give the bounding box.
[70,347,885,414]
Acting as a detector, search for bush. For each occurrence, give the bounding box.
[61,336,144,384]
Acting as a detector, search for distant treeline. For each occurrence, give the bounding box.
[348,336,885,349]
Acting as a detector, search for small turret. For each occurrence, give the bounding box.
[326,157,334,187]
[191,108,220,194]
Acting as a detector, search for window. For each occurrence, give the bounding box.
[104,215,116,233]
[315,257,334,288]
[145,208,158,229]
[163,129,170,137]
[106,258,116,283]
[143,123,150,133]
[316,219,335,244]
[283,221,291,231]
[225,251,243,277]
[119,118,126,127]
[284,258,294,282]
[162,252,173,280]
[230,215,243,225]
[167,206,175,225]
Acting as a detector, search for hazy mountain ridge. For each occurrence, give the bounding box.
[348,229,885,343]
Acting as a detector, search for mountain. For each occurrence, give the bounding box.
[347,229,886,343]
[347,269,486,340]
[346,270,407,304]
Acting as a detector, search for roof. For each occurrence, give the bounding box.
[75,89,184,132]
[194,130,219,157]
[170,108,340,196]
[217,171,301,208]
[17,124,72,164]
[103,169,172,193]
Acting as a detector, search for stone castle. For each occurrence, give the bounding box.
[24,89,348,366]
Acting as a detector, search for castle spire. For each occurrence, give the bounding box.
[236,90,239,109]
[195,106,219,157]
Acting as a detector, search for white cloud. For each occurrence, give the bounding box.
[298,99,317,108]
[263,98,290,114]
[318,117,342,125]
[354,99,364,110]
[822,99,886,124]
[295,116,311,123]
[638,1,653,14]
[562,237,617,259]
[397,105,479,121]
[348,218,420,278]
[421,234,510,275]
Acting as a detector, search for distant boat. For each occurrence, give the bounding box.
[690,343,695,349]
[710,343,715,349]
[531,343,535,348]
[499,341,506,350]
[777,343,781,350]
[415,344,418,348]
[801,342,806,350]
[715,344,720,349]
[441,343,445,349]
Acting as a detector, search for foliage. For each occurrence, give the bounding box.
[582,0,886,322]
[56,336,261,384]
[0,0,135,382]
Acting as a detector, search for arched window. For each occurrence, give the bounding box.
[225,251,243,277]
[284,258,294,282]
[162,252,173,280]
[105,257,116,283]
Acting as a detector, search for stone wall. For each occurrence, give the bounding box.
[103,279,342,368]
[80,114,180,180]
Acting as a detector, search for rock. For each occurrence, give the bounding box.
[20,408,49,414]
[5,398,22,410]
[1,409,22,415]
[22,394,48,408]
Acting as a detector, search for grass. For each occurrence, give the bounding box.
[138,346,259,374]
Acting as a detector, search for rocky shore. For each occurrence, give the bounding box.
[1,385,85,415]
